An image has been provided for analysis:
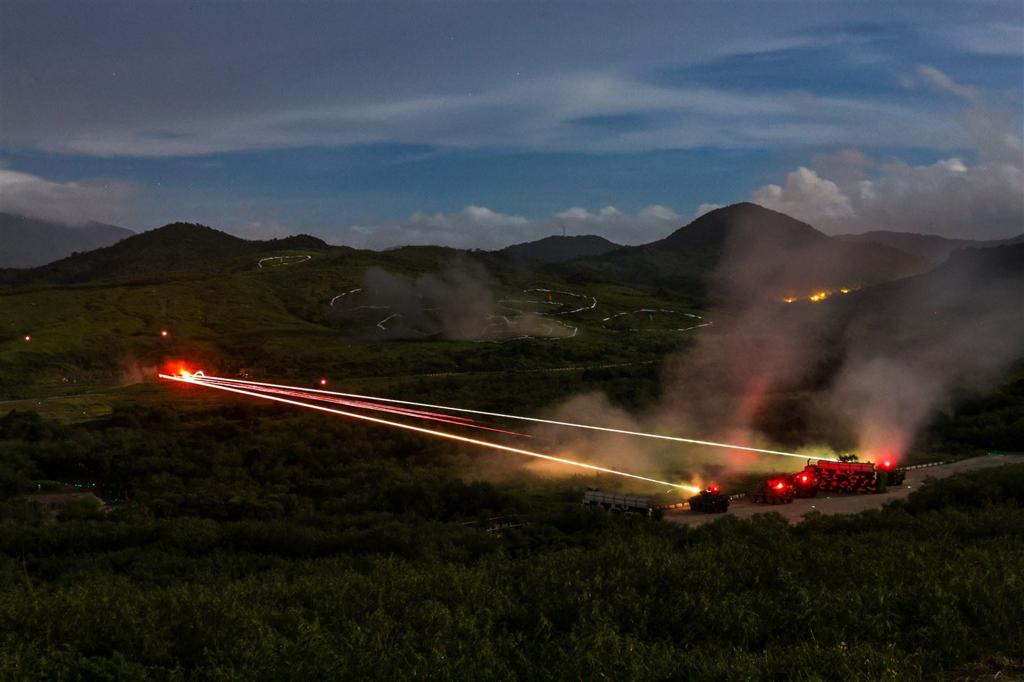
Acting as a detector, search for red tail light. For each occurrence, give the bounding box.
[709,485,720,494]
[775,481,785,490]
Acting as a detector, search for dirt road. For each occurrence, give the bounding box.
[665,453,1023,527]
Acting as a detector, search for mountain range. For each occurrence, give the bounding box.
[835,230,1024,265]
[549,203,929,298]
[3,203,1019,300]
[0,213,134,268]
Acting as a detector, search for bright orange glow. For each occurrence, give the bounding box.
[160,360,201,380]
[782,296,797,304]
[840,288,851,294]
[809,291,828,302]
[160,373,700,493]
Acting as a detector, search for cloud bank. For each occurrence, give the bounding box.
[340,203,684,250]
[0,167,136,226]
[753,66,1024,240]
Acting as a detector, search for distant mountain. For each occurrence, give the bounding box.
[835,230,1024,265]
[1,222,331,286]
[499,235,622,263]
[812,242,1024,356]
[0,212,134,268]
[553,203,928,299]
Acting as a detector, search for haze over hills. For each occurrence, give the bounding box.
[0,212,134,268]
[499,234,622,263]
[551,203,930,298]
[0,222,332,286]
[835,230,1024,266]
[2,204,940,298]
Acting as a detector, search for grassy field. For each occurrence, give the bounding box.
[0,248,702,401]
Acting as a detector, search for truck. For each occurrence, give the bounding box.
[755,458,908,504]
[687,485,730,513]
[582,489,652,515]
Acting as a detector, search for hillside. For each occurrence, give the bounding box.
[0,212,134,268]
[836,230,1024,265]
[0,222,331,286]
[553,203,928,298]
[499,234,621,263]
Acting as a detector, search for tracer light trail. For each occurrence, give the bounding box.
[159,373,701,492]
[194,374,828,462]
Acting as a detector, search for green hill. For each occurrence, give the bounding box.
[835,230,1024,265]
[553,203,928,298]
[0,222,332,287]
[499,234,622,263]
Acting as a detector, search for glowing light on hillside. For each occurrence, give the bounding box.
[23,335,31,342]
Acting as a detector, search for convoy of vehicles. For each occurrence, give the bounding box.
[751,457,907,505]
[583,456,908,516]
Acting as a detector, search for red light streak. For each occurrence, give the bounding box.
[221,381,530,437]
[195,374,826,461]
[159,373,699,492]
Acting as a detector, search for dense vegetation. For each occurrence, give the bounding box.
[2,219,1022,679]
[0,405,1021,680]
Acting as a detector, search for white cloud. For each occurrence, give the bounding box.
[335,203,686,250]
[692,203,723,219]
[753,68,1024,240]
[943,22,1024,56]
[752,156,1023,239]
[914,65,978,100]
[753,167,855,224]
[16,71,974,158]
[0,167,136,225]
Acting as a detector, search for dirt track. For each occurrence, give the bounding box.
[665,453,1024,527]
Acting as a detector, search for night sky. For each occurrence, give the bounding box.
[1,1,1021,247]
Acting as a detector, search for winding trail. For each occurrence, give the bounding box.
[258,254,312,268]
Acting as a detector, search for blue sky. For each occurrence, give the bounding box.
[1,1,1021,247]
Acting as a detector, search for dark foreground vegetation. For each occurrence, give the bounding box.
[0,406,1021,680]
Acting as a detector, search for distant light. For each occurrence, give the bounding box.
[319,378,328,386]
[23,335,31,342]
[160,330,169,338]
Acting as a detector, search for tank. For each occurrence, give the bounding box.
[688,485,730,513]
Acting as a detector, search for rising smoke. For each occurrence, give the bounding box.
[539,210,1023,487]
[658,224,1024,471]
[345,259,572,341]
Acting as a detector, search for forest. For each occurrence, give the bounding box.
[0,403,1021,680]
